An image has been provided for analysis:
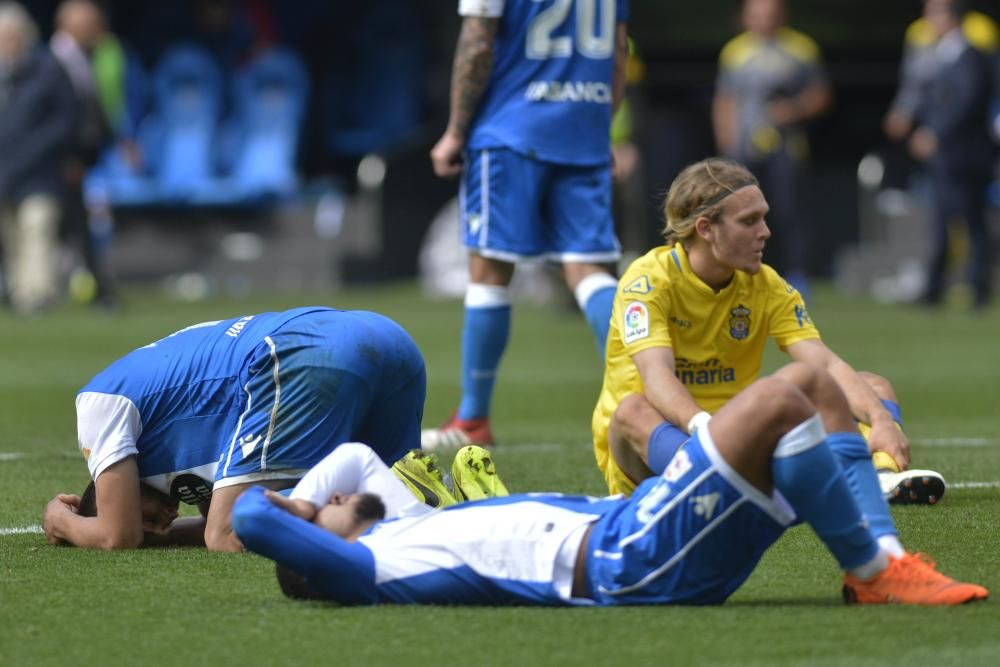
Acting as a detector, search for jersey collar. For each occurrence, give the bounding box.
[669,242,737,298]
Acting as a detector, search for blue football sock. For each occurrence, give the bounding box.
[458,284,511,420]
[647,422,689,474]
[826,431,899,540]
[771,415,880,570]
[880,399,902,426]
[574,273,618,356]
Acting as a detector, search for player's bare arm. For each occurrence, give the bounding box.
[611,22,629,115]
[632,346,706,434]
[204,479,297,552]
[431,17,499,178]
[711,91,740,156]
[43,457,145,550]
[264,490,317,521]
[768,80,832,127]
[785,339,910,468]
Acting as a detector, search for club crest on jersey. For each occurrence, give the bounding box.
[729,304,751,340]
[623,302,650,344]
[622,275,653,295]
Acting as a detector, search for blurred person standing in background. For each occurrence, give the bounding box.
[712,0,831,299]
[50,0,117,309]
[0,2,78,314]
[900,0,995,309]
[426,0,629,450]
[883,1,997,145]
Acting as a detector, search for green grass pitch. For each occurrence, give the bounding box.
[1,283,998,666]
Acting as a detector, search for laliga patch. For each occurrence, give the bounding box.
[623,302,650,344]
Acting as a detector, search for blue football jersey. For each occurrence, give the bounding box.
[77,307,329,493]
[463,0,630,165]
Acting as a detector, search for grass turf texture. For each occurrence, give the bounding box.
[1,283,998,666]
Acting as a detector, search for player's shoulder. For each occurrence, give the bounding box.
[719,31,758,69]
[776,27,822,63]
[964,11,999,53]
[619,246,675,297]
[750,263,797,296]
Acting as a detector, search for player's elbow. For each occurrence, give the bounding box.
[99,527,144,550]
[205,525,244,552]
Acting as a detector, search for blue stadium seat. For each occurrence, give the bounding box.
[215,47,309,203]
[145,44,224,202]
[91,44,225,206]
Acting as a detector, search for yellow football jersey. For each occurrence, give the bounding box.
[592,242,820,493]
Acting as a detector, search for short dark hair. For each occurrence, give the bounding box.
[78,480,176,518]
[354,492,387,523]
[79,481,97,517]
[275,564,324,600]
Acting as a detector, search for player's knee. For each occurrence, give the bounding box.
[858,371,896,401]
[777,362,843,406]
[611,394,661,446]
[756,377,814,428]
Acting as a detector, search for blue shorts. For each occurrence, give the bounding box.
[215,310,425,489]
[459,148,620,263]
[586,428,797,605]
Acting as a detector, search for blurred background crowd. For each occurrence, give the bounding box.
[1,0,997,314]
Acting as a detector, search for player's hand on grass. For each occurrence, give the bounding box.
[430,130,465,178]
[867,420,911,471]
[264,490,317,522]
[42,494,80,545]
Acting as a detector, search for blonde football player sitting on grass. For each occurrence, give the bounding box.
[593,157,943,504]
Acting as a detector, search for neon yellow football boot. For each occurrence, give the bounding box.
[451,445,510,501]
[392,449,458,508]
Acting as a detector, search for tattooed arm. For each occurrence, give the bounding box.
[430,17,500,178]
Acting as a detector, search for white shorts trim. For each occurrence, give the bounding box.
[213,469,309,490]
[699,424,797,526]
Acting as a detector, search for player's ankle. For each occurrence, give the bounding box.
[847,548,889,581]
[877,534,905,558]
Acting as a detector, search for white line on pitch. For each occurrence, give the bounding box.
[0,525,43,535]
[912,438,997,447]
[950,481,1000,489]
[0,452,25,461]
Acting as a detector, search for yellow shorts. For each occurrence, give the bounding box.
[858,421,902,472]
[600,453,639,497]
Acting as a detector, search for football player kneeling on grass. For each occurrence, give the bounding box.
[234,362,987,607]
[43,307,428,552]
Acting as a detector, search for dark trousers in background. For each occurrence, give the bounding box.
[749,150,807,278]
[62,183,116,306]
[925,169,993,307]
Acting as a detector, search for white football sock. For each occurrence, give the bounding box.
[877,534,905,558]
[848,548,890,581]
